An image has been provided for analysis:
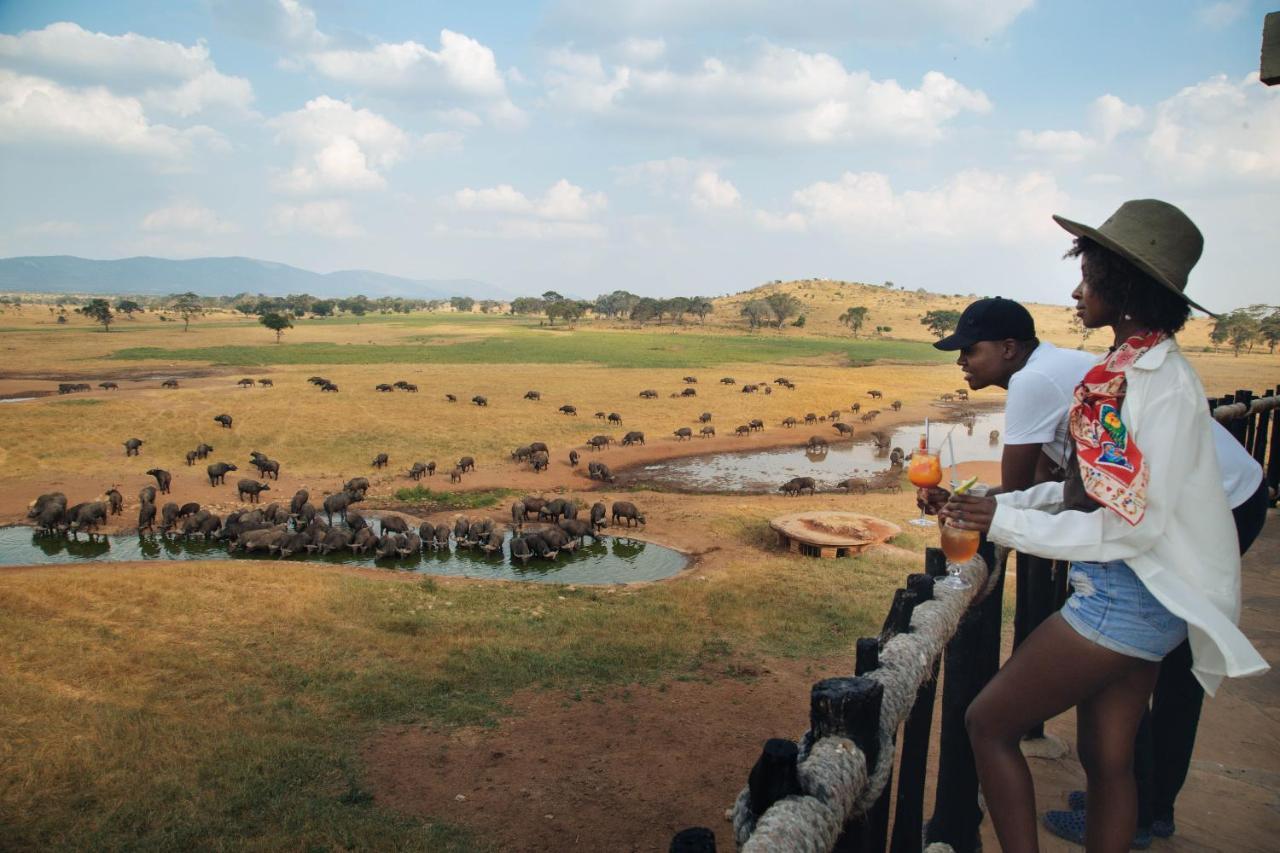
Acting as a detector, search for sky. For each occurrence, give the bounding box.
[0,1,1276,309]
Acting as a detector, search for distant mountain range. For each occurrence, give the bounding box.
[0,255,513,301]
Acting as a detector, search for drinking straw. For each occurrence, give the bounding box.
[924,417,930,450]
[946,428,959,487]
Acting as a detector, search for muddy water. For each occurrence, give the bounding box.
[0,525,686,585]
[621,411,1006,494]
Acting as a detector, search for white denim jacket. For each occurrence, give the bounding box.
[989,337,1269,695]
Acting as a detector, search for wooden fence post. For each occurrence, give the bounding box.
[811,676,884,851]
[670,827,716,852]
[890,572,939,853]
[925,538,1000,853]
[747,738,801,817]
[1269,386,1280,501]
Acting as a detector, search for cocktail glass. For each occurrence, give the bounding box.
[937,518,979,590]
[906,448,942,527]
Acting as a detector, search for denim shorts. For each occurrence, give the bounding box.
[1060,559,1188,662]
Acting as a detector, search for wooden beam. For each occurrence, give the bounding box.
[1263,12,1280,86]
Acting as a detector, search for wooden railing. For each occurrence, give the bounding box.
[671,539,1004,853]
[670,385,1275,852]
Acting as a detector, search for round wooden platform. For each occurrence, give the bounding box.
[769,511,902,559]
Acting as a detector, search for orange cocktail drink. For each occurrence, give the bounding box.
[907,451,942,489]
[940,520,981,563]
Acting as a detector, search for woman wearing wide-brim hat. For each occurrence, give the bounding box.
[942,199,1268,852]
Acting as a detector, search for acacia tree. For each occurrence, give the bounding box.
[838,305,869,337]
[765,292,803,327]
[1260,310,1280,354]
[114,299,142,318]
[449,296,476,313]
[170,292,204,331]
[78,298,113,332]
[741,299,771,329]
[689,297,713,323]
[920,309,962,339]
[260,312,293,343]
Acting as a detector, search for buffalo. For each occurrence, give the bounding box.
[207,462,237,486]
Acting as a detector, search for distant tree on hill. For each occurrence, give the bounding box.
[450,296,476,313]
[839,306,869,337]
[662,296,691,324]
[1260,309,1280,354]
[689,297,713,323]
[114,299,142,318]
[78,298,113,332]
[510,296,546,316]
[260,312,293,343]
[920,309,962,339]
[541,290,564,303]
[765,292,803,327]
[546,299,588,326]
[170,292,203,331]
[595,290,640,319]
[311,300,335,317]
[741,299,771,329]
[338,295,369,316]
[631,297,661,324]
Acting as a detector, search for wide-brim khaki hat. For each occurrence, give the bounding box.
[1053,199,1215,317]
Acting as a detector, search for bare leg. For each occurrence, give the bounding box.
[965,614,1158,853]
[1077,662,1160,851]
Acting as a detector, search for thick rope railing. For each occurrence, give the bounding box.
[729,553,997,852]
[1212,393,1280,422]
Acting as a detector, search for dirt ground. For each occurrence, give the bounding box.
[360,512,1280,853]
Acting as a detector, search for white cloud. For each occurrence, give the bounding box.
[270,96,409,194]
[544,44,991,145]
[546,0,1034,43]
[617,37,666,64]
[454,184,535,214]
[453,179,607,220]
[0,69,219,161]
[767,169,1069,244]
[269,200,362,237]
[0,22,253,117]
[141,203,238,234]
[1144,72,1280,181]
[1015,128,1096,161]
[537,179,607,220]
[304,29,524,128]
[1090,94,1145,143]
[1196,1,1248,29]
[449,179,607,239]
[691,170,741,209]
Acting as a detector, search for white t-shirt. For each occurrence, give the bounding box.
[1211,419,1264,508]
[1004,342,1098,468]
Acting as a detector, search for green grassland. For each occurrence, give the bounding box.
[0,542,905,849]
[108,328,947,368]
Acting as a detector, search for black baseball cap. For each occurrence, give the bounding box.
[933,297,1036,351]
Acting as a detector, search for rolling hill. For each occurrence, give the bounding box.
[0,255,508,301]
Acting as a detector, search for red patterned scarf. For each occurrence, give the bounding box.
[1068,331,1166,526]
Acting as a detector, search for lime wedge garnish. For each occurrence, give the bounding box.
[954,475,980,495]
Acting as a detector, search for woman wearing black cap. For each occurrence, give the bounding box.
[941,200,1267,852]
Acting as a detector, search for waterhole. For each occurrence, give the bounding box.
[0,525,687,586]
[620,411,1005,494]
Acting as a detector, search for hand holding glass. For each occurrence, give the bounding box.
[937,482,986,590]
[906,449,942,527]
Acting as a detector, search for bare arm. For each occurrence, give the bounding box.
[1000,443,1045,493]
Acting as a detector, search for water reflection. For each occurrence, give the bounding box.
[624,411,1005,494]
[0,525,686,586]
